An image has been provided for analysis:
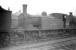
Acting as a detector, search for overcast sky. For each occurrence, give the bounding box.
[0,0,76,15]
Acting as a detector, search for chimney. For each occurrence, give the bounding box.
[23,4,27,15]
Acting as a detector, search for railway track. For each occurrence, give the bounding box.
[4,37,76,50]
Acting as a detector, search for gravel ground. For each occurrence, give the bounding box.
[1,37,76,50]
